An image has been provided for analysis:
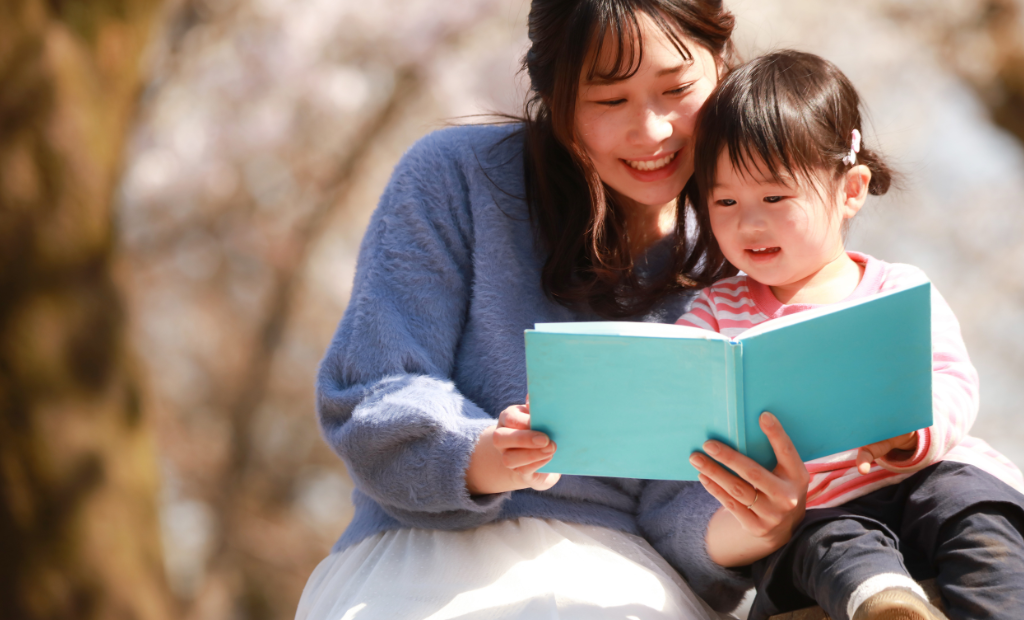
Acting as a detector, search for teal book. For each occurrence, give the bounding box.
[525,283,933,480]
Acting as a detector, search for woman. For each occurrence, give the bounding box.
[297,1,808,618]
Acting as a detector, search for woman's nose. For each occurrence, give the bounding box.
[629,108,673,146]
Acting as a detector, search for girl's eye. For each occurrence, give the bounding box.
[764,196,785,203]
[715,199,736,207]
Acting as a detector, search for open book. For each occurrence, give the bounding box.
[525,283,933,480]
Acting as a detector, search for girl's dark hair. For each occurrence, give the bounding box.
[688,50,896,279]
[522,0,738,318]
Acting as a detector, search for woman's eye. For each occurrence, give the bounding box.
[596,98,626,107]
[665,83,693,96]
[715,199,736,207]
[764,195,784,203]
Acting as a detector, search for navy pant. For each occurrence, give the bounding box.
[747,462,1024,620]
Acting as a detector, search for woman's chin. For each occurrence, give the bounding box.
[614,183,687,210]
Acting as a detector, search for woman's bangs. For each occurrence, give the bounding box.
[585,4,693,83]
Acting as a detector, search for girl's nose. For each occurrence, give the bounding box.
[737,204,766,233]
[629,108,673,146]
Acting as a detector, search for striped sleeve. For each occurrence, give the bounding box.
[875,265,979,474]
[676,288,720,332]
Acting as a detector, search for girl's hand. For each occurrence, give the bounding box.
[855,431,918,474]
[465,402,561,495]
[690,412,810,567]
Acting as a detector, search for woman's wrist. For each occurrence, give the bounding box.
[465,424,527,496]
[705,507,790,567]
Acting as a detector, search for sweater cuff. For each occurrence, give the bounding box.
[878,428,933,473]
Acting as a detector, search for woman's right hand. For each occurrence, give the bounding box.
[465,402,561,495]
[689,412,809,567]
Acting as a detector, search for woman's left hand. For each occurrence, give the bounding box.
[690,412,810,567]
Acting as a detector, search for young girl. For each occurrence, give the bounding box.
[678,50,1024,620]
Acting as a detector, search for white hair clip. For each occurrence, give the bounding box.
[842,128,862,166]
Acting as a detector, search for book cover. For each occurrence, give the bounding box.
[524,283,933,480]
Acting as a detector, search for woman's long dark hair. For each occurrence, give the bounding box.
[522,0,737,318]
[688,50,896,276]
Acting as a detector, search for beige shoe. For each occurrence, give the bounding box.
[851,588,948,620]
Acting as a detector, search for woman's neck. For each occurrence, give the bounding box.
[769,251,864,305]
[621,197,677,257]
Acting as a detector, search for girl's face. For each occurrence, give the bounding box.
[575,14,720,211]
[708,150,867,299]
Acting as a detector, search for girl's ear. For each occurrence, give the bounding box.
[841,164,871,219]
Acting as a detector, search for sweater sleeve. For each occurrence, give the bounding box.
[876,266,979,474]
[316,132,509,530]
[637,481,752,613]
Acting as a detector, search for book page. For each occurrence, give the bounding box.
[533,321,730,341]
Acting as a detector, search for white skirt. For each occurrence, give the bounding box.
[296,518,731,620]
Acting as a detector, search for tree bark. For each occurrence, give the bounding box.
[0,0,173,618]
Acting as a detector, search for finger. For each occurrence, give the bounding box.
[856,448,875,475]
[697,473,763,531]
[502,445,556,469]
[856,434,897,473]
[760,412,807,483]
[525,471,560,492]
[690,450,760,506]
[497,405,531,430]
[698,437,793,501]
[512,448,561,489]
[493,427,551,450]
[856,437,899,475]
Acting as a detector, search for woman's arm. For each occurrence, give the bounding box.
[317,130,513,529]
[638,413,808,612]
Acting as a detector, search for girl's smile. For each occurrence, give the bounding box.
[745,246,782,262]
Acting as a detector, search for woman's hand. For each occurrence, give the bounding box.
[690,412,809,567]
[855,431,918,474]
[465,402,561,495]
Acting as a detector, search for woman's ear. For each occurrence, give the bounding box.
[841,164,871,219]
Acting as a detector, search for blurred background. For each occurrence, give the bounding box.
[3,0,1024,618]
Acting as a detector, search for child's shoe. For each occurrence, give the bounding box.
[851,587,948,620]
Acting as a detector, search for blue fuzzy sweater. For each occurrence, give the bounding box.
[316,123,751,612]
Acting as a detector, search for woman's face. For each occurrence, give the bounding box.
[575,14,720,210]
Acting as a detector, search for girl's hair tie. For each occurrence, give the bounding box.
[842,128,862,166]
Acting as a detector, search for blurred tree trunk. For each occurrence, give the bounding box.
[0,0,173,619]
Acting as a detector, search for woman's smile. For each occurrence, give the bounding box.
[621,150,682,182]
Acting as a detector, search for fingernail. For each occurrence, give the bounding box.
[761,412,776,427]
[689,454,705,468]
[703,441,720,455]
[532,434,549,447]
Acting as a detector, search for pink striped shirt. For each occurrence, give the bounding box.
[676,252,1024,508]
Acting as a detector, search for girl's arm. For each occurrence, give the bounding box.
[318,130,513,530]
[855,267,978,474]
